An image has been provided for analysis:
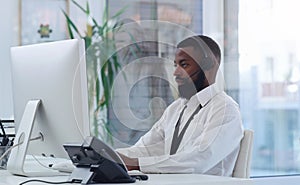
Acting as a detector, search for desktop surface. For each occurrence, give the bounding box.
[0,170,252,185]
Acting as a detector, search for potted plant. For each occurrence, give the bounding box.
[62,0,128,144]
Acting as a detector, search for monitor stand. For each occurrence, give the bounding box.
[6,100,67,177]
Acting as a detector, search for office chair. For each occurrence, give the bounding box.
[232,129,254,178]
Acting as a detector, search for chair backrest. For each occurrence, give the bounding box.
[232,129,254,178]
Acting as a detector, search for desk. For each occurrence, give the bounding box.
[0,170,252,185]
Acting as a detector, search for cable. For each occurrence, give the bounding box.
[19,179,78,185]
[31,155,54,170]
[0,141,23,161]
[0,134,43,163]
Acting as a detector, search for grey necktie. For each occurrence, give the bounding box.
[170,104,202,155]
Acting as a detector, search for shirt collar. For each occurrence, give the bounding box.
[194,83,222,107]
[179,83,223,107]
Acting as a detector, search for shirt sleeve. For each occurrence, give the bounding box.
[116,107,168,157]
[138,98,244,174]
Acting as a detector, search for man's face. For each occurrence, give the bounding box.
[173,47,206,99]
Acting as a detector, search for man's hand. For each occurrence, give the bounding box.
[118,152,140,171]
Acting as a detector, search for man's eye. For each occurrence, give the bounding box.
[181,63,188,68]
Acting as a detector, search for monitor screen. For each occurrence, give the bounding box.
[7,39,90,176]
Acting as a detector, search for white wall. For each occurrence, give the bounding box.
[0,0,19,119]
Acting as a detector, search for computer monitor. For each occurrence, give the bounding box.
[7,39,90,176]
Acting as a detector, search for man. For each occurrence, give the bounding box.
[117,35,244,176]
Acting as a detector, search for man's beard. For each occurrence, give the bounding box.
[178,70,206,99]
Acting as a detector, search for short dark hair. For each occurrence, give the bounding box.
[177,35,221,64]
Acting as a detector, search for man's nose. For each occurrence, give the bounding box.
[173,66,183,76]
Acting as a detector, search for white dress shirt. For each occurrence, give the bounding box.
[117,83,244,176]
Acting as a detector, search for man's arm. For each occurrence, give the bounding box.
[116,106,170,170]
[117,123,165,170]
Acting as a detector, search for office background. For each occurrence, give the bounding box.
[1,0,300,182]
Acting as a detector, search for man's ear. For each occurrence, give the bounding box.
[203,62,219,85]
[200,55,214,70]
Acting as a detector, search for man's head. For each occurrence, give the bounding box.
[174,35,221,99]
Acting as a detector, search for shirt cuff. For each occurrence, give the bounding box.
[138,155,169,173]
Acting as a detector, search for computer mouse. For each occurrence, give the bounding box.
[50,161,75,173]
[128,170,149,181]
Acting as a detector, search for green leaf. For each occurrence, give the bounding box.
[101,21,109,35]
[96,77,100,103]
[71,0,88,15]
[127,32,142,53]
[111,5,129,20]
[61,9,74,39]
[84,36,92,48]
[107,59,114,87]
[61,9,82,38]
[86,1,90,15]
[92,17,100,28]
[100,62,110,108]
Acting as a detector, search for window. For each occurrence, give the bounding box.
[239,0,300,176]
